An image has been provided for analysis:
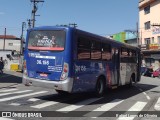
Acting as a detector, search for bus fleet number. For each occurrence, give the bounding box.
[37,60,49,65]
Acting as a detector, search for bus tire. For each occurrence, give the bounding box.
[95,78,105,97]
[56,90,68,95]
[128,75,134,88]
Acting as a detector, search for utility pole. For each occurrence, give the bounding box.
[3,28,6,50]
[30,0,44,28]
[27,19,32,29]
[69,23,78,28]
[21,22,26,54]
[136,22,139,47]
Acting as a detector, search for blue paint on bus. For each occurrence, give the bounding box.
[23,26,141,96]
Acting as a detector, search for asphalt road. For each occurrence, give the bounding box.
[0,71,160,120]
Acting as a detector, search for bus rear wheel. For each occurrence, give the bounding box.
[56,90,68,95]
[128,75,134,88]
[95,78,105,97]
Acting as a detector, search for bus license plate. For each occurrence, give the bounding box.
[40,73,48,77]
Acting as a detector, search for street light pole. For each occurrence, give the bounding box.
[3,28,6,50]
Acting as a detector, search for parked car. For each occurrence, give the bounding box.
[152,68,160,78]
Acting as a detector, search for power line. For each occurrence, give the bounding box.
[30,0,44,28]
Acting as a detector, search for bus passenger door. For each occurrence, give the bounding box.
[120,48,128,85]
[111,48,120,85]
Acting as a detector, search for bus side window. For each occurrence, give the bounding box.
[91,40,101,60]
[128,50,136,63]
[121,48,129,63]
[77,37,91,60]
[102,43,111,61]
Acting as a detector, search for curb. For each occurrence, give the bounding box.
[154,97,160,111]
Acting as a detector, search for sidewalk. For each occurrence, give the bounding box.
[0,70,22,88]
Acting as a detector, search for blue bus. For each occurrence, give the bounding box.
[23,26,141,96]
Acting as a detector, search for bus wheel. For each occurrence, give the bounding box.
[128,75,134,88]
[56,90,68,95]
[95,78,105,97]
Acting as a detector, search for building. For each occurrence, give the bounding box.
[112,31,138,47]
[0,35,21,52]
[139,0,160,69]
[0,35,23,71]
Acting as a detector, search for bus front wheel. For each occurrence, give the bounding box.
[95,78,105,97]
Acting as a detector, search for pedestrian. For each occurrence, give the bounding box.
[0,57,4,74]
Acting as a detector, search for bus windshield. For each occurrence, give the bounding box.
[28,30,65,51]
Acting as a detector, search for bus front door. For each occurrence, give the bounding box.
[111,48,120,85]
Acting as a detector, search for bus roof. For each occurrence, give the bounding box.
[29,26,140,51]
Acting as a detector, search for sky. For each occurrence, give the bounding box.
[0,0,139,38]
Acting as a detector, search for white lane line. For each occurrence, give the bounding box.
[139,88,143,92]
[117,101,147,120]
[0,90,33,97]
[31,101,59,109]
[27,98,41,102]
[0,91,48,102]
[84,99,124,117]
[136,86,150,100]
[9,103,21,106]
[0,89,18,93]
[0,74,11,78]
[143,92,151,100]
[154,97,160,111]
[56,98,102,112]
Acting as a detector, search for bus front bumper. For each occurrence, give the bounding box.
[22,75,73,93]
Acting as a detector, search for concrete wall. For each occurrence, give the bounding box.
[0,51,20,70]
[0,39,21,52]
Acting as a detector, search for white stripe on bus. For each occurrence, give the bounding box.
[56,98,102,112]
[0,91,48,102]
[35,56,55,59]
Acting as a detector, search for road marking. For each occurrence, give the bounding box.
[0,89,18,93]
[143,92,151,100]
[139,88,143,92]
[0,91,48,102]
[117,101,147,120]
[56,98,102,112]
[0,90,32,97]
[135,86,150,100]
[84,99,124,117]
[0,74,11,78]
[28,98,41,102]
[31,101,59,109]
[9,103,21,106]
[154,97,160,111]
